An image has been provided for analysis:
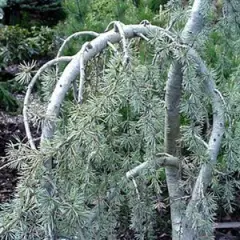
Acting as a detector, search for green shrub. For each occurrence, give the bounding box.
[0,25,57,68]
[0,82,19,112]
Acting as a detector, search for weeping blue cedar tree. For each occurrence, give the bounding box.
[0,0,240,240]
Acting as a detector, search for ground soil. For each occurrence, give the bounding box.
[0,111,23,202]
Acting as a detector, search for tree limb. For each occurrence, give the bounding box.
[188,49,224,201]
[164,0,207,238]
[77,42,89,103]
[56,31,99,59]
[23,56,73,149]
[126,155,179,179]
[39,24,175,143]
[113,21,129,65]
[181,48,225,240]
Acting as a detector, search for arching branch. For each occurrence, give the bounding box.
[23,56,73,149]
[187,49,225,200]
[39,24,175,143]
[57,31,99,59]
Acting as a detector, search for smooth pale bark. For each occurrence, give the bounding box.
[164,0,206,239]
[164,62,184,238]
[126,155,179,179]
[181,49,224,239]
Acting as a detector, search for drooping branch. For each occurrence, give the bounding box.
[188,49,225,200]
[23,56,73,149]
[77,42,89,103]
[38,24,175,143]
[180,48,225,240]
[56,31,99,59]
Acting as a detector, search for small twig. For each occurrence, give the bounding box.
[194,134,208,149]
[72,79,78,102]
[156,152,173,157]
[56,31,99,59]
[140,20,151,26]
[77,42,89,103]
[56,31,99,78]
[214,88,226,106]
[113,21,130,65]
[135,32,150,41]
[132,178,141,200]
[167,13,181,31]
[104,21,115,32]
[151,47,165,65]
[24,57,73,150]
[140,19,177,43]
[126,154,179,179]
[214,222,240,229]
[107,41,118,54]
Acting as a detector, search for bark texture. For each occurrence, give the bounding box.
[163,0,209,239]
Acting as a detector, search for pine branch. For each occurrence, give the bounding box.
[39,24,175,144]
[24,56,73,150]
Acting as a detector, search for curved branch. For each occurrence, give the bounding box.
[57,31,99,59]
[56,31,99,83]
[182,49,225,240]
[40,24,174,142]
[188,49,225,200]
[113,21,129,65]
[23,56,73,149]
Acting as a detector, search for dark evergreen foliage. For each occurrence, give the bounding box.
[1,0,66,26]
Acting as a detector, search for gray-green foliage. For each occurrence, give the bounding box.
[1,0,240,239]
[2,49,167,238]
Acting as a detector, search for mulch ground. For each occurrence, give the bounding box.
[0,111,23,202]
